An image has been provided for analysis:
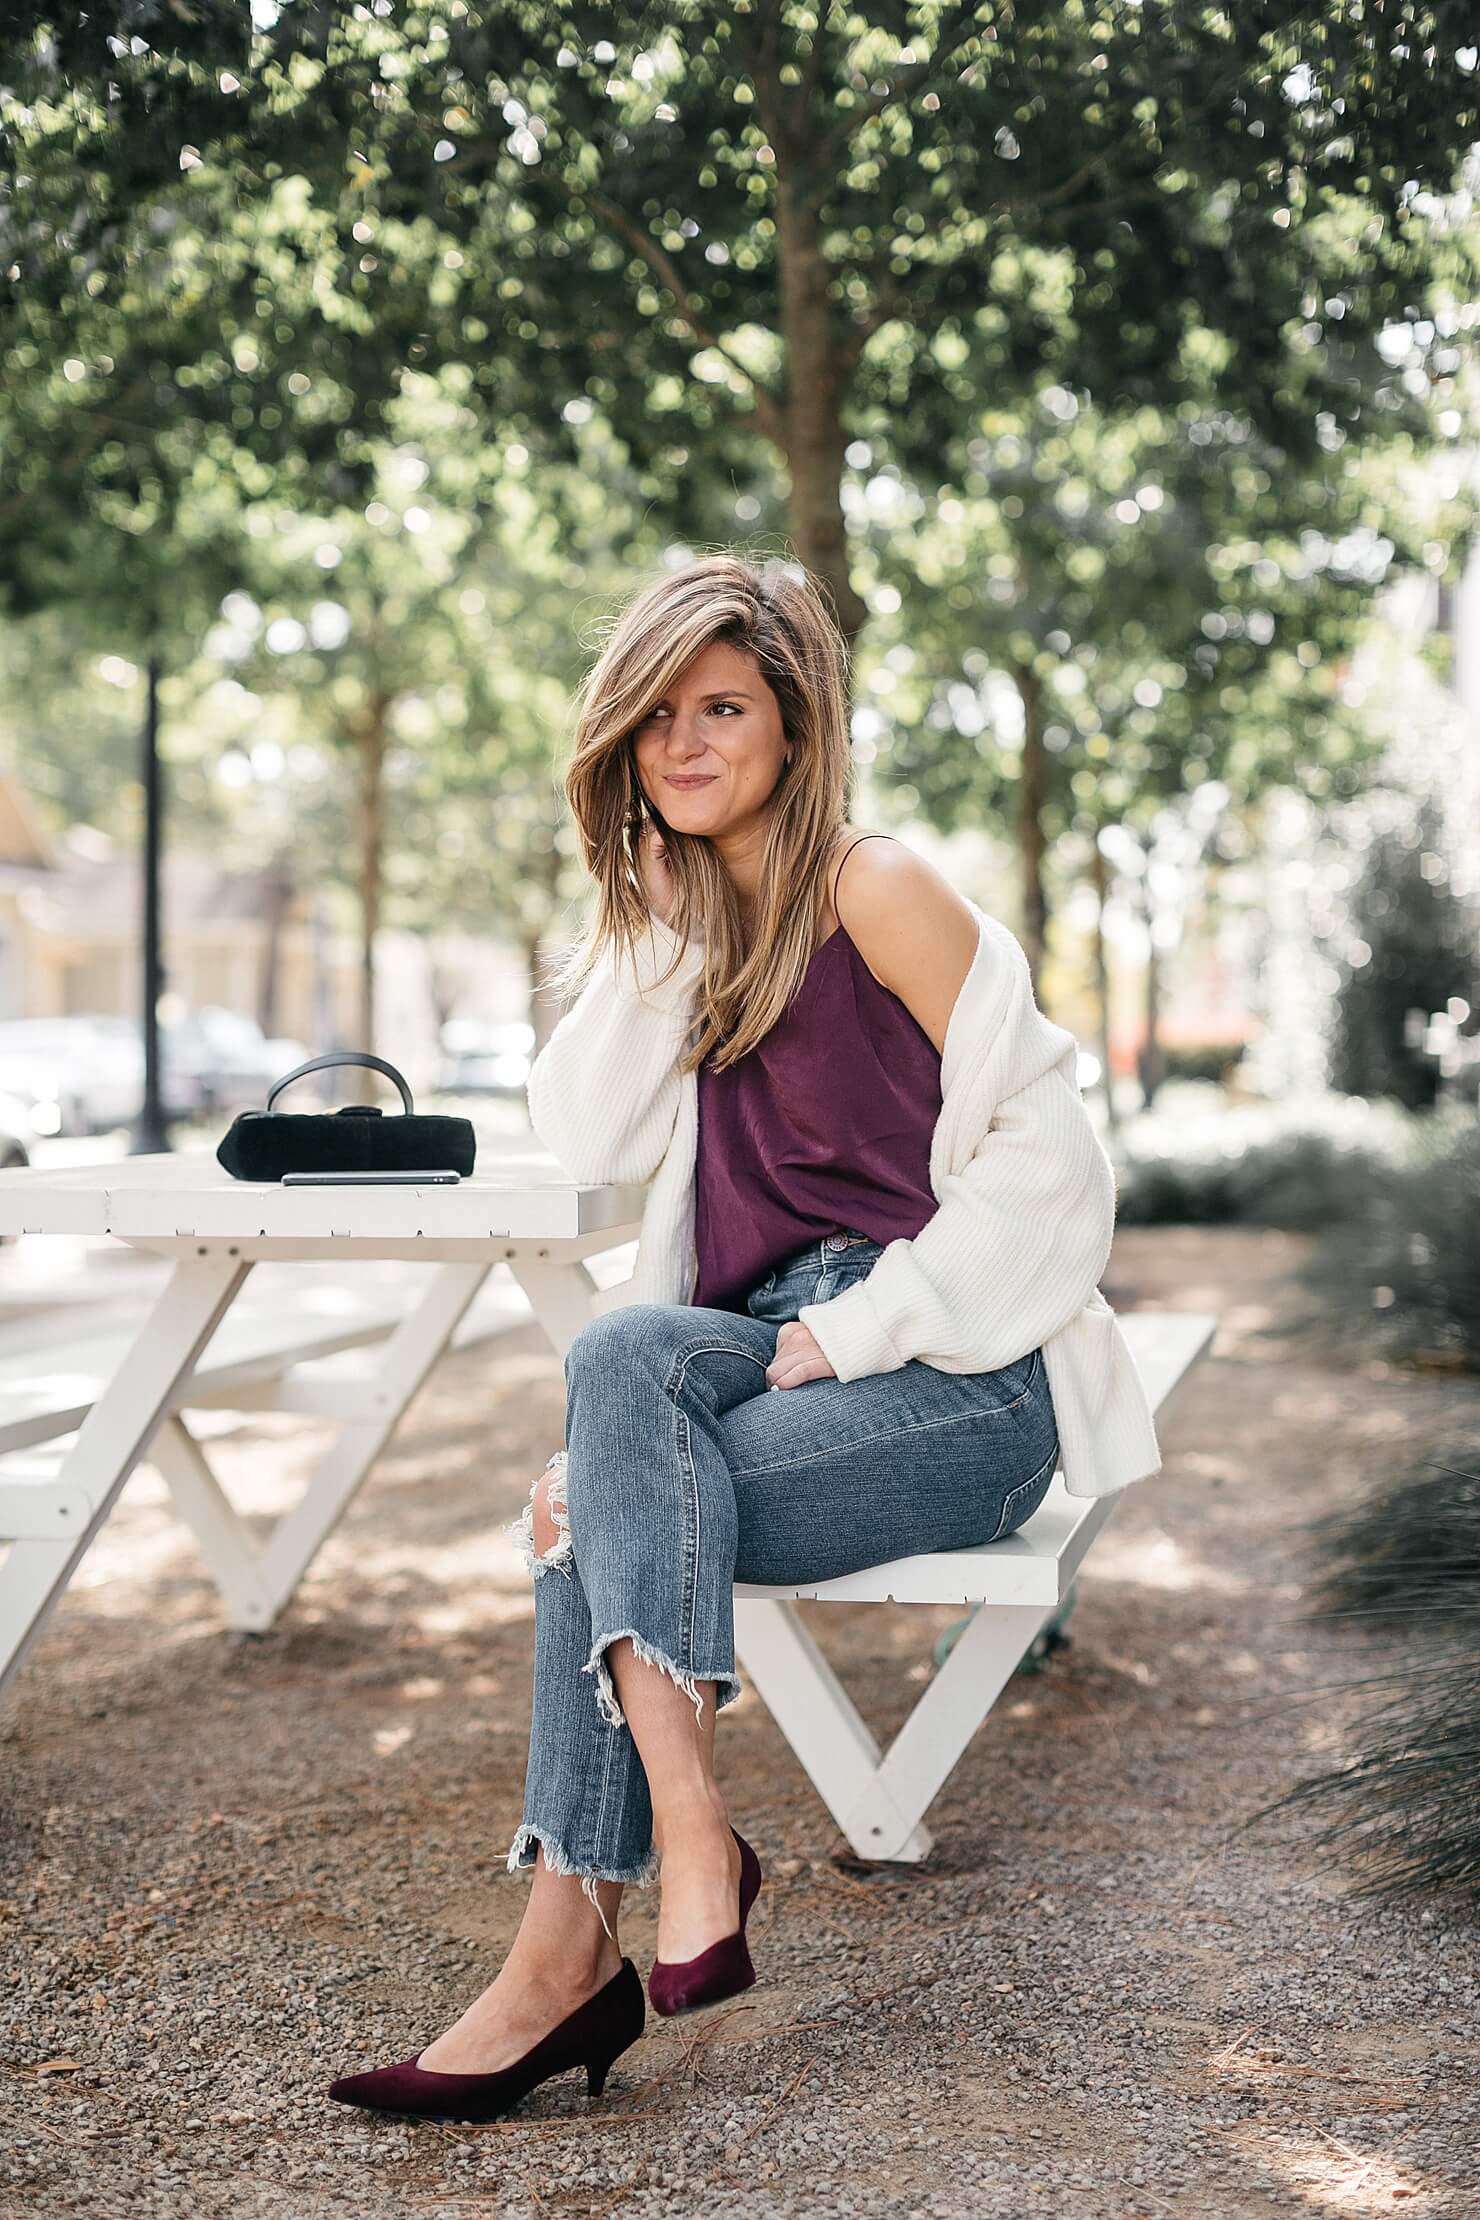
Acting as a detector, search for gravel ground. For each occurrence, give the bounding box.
[2,1223,1478,2220]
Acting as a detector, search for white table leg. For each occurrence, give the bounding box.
[861,1598,1053,1854]
[0,1255,249,1702]
[734,1597,935,1861]
[734,1593,1055,1862]
[195,1259,492,1632]
[149,1416,279,1632]
[504,1252,607,1358]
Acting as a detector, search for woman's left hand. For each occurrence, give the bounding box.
[766,1321,837,1390]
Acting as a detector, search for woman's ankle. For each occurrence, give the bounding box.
[520,1936,621,1989]
[652,1788,733,1865]
[509,1899,623,1989]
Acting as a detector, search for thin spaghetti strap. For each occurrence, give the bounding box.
[829,831,895,916]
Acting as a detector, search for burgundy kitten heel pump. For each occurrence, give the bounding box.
[325,1957,645,2122]
[648,1827,763,2019]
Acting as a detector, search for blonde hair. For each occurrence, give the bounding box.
[544,550,856,1075]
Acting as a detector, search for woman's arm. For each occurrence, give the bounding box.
[526,913,706,1185]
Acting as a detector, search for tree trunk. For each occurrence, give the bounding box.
[765,90,867,651]
[422,935,470,1038]
[1012,667,1049,990]
[527,925,559,1062]
[1089,833,1118,1137]
[1138,873,1166,1111]
[351,693,388,1095]
[256,854,295,1039]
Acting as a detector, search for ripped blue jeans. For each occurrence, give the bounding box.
[506,1230,1060,1902]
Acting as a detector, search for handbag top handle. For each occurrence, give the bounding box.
[264,1051,415,1116]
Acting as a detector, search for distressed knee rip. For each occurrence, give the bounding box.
[513,1449,572,1578]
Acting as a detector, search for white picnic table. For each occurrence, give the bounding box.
[0,1149,1215,1863]
[0,1151,646,1700]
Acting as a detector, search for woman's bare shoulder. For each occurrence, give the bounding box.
[831,838,982,1057]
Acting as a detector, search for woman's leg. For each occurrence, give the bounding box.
[413,1853,625,2074]
[421,1263,1059,2063]
[414,1452,656,2072]
[555,1291,1057,1961]
[557,1270,1058,1950]
[558,1304,773,1963]
[605,1642,740,1962]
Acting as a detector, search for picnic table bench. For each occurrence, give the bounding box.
[735,1308,1214,1859]
[0,1152,1214,1864]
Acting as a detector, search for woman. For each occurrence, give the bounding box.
[328,553,1161,2123]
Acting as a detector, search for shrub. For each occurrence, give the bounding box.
[1327,797,1480,1112]
[1109,1094,1416,1231]
[1297,1105,1480,1369]
[1159,1042,1248,1086]
[1245,1450,1480,1905]
[1303,1448,1480,1620]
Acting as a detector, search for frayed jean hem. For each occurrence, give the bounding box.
[583,1626,743,1733]
[504,1822,661,1933]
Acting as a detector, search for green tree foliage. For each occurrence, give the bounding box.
[5,3,1475,645]
[2,1,1476,1068]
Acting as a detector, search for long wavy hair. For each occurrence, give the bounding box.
[543,551,856,1076]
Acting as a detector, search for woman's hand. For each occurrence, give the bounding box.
[766,1320,837,1390]
[635,818,678,928]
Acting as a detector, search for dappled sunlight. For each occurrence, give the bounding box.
[65,1486,212,1597]
[1205,2033,1438,2212]
[316,1525,533,1607]
[1198,1297,1284,1340]
[1346,1404,1419,1440]
[410,1595,527,1638]
[44,1449,539,1645]
[1080,1524,1249,1594]
[1270,1386,1358,1427]
[1239,2130,1430,2214]
[1177,1448,1244,1486]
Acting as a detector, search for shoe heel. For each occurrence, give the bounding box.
[586,2055,615,2098]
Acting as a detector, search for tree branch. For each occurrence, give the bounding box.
[1026,64,1245,219]
[546,174,786,445]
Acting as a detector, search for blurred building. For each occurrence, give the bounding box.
[0,768,534,1092]
[0,775,336,1037]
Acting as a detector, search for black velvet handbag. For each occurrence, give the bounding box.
[215,1051,477,1182]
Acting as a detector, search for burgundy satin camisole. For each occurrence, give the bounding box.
[692,835,944,1313]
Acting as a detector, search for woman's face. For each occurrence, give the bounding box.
[631,639,788,841]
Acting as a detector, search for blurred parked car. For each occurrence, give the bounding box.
[0,1009,311,1135]
[162,1006,309,1116]
[0,1093,30,1170]
[0,1016,147,1136]
[436,1019,534,1100]
[0,1093,29,1242]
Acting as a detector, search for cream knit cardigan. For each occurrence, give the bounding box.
[527,900,1163,1499]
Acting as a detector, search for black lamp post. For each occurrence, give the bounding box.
[128,654,172,1155]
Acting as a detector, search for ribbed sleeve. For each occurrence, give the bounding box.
[795,924,1116,1383]
[526,915,705,1185]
